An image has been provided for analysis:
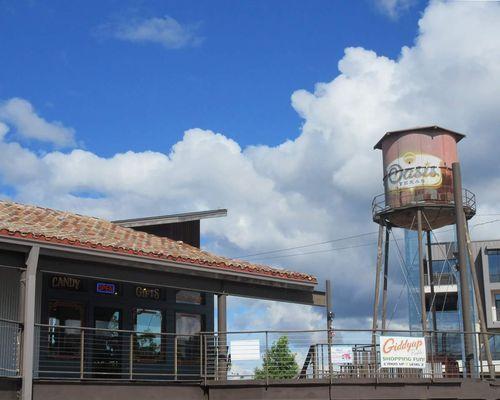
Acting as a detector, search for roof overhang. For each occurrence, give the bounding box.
[0,235,325,307]
[113,209,228,228]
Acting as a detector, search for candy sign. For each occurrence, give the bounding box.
[380,336,427,369]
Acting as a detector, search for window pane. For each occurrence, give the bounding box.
[47,301,84,359]
[93,308,121,374]
[133,309,162,362]
[489,251,500,283]
[176,313,202,362]
[176,290,204,305]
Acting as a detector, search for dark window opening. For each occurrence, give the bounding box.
[133,308,163,363]
[176,313,202,363]
[426,292,458,312]
[47,300,85,359]
[93,307,122,374]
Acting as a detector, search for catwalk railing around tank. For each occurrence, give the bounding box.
[0,318,21,377]
[28,324,500,382]
[372,185,476,222]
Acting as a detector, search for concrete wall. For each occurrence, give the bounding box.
[31,379,500,400]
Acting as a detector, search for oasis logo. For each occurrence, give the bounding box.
[51,276,82,291]
[386,152,442,191]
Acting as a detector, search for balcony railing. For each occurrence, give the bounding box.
[0,318,21,377]
[425,273,457,286]
[21,325,500,382]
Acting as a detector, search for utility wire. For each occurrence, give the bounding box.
[238,217,500,262]
[236,231,378,259]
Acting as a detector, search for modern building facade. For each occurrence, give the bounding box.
[406,232,500,358]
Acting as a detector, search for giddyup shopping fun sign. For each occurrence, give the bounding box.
[380,336,427,369]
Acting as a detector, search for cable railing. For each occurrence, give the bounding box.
[0,318,21,377]
[29,325,500,382]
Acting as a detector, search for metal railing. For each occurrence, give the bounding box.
[424,273,457,286]
[0,318,21,377]
[29,325,500,382]
[372,180,476,220]
[35,323,203,381]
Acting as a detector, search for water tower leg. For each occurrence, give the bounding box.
[465,224,495,379]
[426,230,438,357]
[417,210,428,335]
[371,224,384,366]
[381,226,390,331]
[452,162,475,377]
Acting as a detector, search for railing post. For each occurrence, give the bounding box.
[80,329,85,379]
[199,333,203,380]
[174,335,178,381]
[204,334,207,386]
[265,331,269,385]
[129,333,134,380]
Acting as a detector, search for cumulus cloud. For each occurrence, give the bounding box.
[99,15,203,49]
[2,1,500,330]
[374,0,417,19]
[0,98,75,147]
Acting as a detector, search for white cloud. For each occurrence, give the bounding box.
[374,0,417,19]
[0,98,75,147]
[2,1,500,329]
[100,15,202,49]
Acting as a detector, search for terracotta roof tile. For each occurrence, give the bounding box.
[0,201,317,284]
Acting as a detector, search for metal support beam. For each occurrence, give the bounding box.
[465,225,495,379]
[21,245,39,400]
[217,294,228,379]
[326,280,333,381]
[371,225,384,361]
[452,162,475,377]
[381,226,390,331]
[417,210,427,334]
[426,230,438,358]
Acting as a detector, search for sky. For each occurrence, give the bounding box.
[1,0,500,332]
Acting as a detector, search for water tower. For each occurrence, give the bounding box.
[370,126,493,377]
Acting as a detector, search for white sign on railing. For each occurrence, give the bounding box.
[380,336,426,369]
[230,339,261,361]
[331,346,353,365]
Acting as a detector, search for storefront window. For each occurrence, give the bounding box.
[133,308,163,362]
[176,290,204,305]
[93,308,121,374]
[176,313,202,362]
[47,301,84,358]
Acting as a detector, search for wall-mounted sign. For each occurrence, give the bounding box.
[96,282,117,295]
[50,276,83,291]
[380,336,426,369]
[135,286,161,300]
[230,339,260,361]
[331,346,353,365]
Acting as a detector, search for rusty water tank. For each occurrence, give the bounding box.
[372,126,476,230]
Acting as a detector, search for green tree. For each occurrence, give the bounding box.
[254,336,299,379]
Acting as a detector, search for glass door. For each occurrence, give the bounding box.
[93,307,122,377]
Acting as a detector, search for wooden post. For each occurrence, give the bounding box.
[21,245,39,400]
[453,162,475,376]
[381,226,390,330]
[371,224,384,362]
[417,210,428,334]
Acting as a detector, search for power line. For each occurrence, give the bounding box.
[236,231,378,259]
[237,217,500,263]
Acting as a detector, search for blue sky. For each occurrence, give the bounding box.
[2,0,500,331]
[0,0,425,155]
